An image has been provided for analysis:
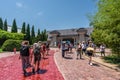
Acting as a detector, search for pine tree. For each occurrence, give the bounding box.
[25,24,30,41]
[37,28,40,36]
[43,29,48,41]
[21,22,26,34]
[0,18,3,30]
[31,25,35,38]
[36,28,41,41]
[11,19,17,33]
[4,19,8,31]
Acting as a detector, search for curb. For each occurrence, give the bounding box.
[85,56,120,72]
[92,59,120,72]
[54,51,66,80]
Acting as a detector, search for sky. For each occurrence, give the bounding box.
[0,0,98,31]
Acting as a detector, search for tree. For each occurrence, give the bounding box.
[4,19,8,31]
[31,25,35,38]
[40,29,48,41]
[0,17,3,30]
[37,28,40,36]
[21,22,26,34]
[25,24,30,42]
[11,19,17,33]
[91,0,120,56]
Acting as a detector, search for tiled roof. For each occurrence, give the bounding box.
[48,27,93,36]
[47,27,93,40]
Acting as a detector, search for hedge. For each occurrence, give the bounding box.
[1,39,22,51]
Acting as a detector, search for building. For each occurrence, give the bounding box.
[7,25,21,33]
[47,27,93,47]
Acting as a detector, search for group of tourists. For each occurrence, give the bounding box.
[19,40,106,76]
[61,42,73,57]
[19,41,50,77]
[61,40,106,66]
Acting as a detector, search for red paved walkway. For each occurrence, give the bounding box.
[0,50,64,80]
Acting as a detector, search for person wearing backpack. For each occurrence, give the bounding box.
[19,41,30,76]
[32,43,41,74]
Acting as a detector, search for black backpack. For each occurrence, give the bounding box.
[20,46,29,56]
[33,47,40,56]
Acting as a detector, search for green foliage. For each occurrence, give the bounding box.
[37,28,40,35]
[25,24,31,43]
[0,17,3,30]
[0,48,3,53]
[21,22,26,34]
[104,54,120,66]
[91,0,120,55]
[4,19,7,31]
[35,29,48,42]
[39,29,47,41]
[31,25,35,44]
[31,25,35,38]
[1,39,22,51]
[0,29,25,46]
[11,19,18,33]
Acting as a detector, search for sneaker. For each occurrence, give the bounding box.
[32,68,35,75]
[90,63,93,66]
[36,68,40,74]
[37,68,40,71]
[23,72,27,77]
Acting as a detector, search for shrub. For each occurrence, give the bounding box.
[104,54,120,65]
[1,39,22,51]
[0,29,25,46]
[0,48,2,53]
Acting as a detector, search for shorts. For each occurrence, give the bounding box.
[82,49,86,52]
[87,51,93,56]
[34,55,41,63]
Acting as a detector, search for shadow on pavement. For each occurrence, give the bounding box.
[64,56,73,59]
[92,63,100,67]
[38,69,47,74]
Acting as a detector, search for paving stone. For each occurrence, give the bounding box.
[54,48,120,80]
[0,50,64,80]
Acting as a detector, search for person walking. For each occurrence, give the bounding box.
[32,43,41,74]
[100,44,106,56]
[61,42,66,58]
[19,41,30,76]
[81,41,87,55]
[46,43,50,55]
[76,43,82,59]
[86,44,94,65]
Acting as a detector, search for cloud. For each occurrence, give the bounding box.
[37,12,43,16]
[16,2,23,8]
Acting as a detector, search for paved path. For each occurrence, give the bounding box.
[0,48,120,80]
[0,50,64,80]
[54,48,120,80]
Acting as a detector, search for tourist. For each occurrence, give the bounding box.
[58,42,61,51]
[100,43,106,56]
[86,44,94,65]
[76,43,82,59]
[46,42,50,55]
[81,41,87,55]
[61,42,66,58]
[19,41,30,76]
[41,43,46,59]
[69,43,73,53]
[32,43,41,74]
